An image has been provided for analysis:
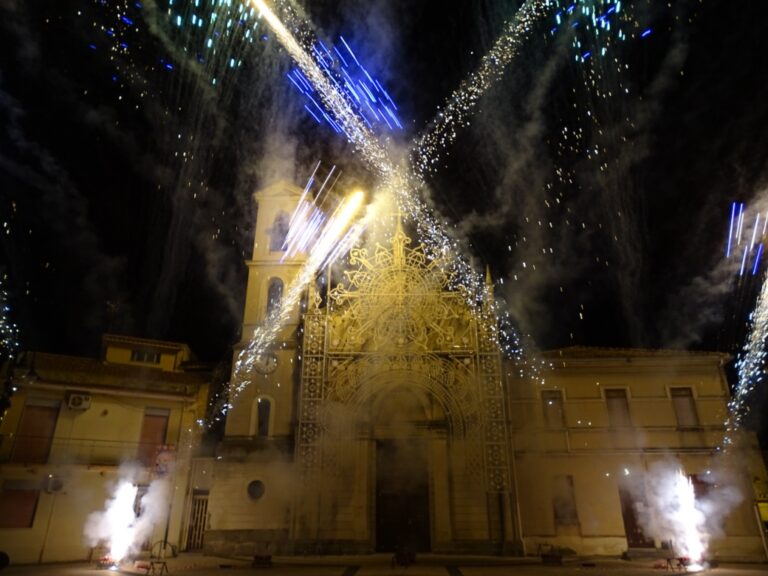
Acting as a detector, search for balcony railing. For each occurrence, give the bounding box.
[0,434,173,467]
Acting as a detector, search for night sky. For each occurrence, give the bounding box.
[2,1,768,434]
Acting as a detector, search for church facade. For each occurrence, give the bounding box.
[202,181,768,560]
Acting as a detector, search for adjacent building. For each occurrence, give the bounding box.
[0,335,210,564]
[508,346,768,559]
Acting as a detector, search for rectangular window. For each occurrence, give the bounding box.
[542,390,565,429]
[605,389,632,428]
[11,400,60,464]
[553,475,579,526]
[130,350,161,364]
[0,485,40,528]
[257,398,271,437]
[690,474,712,501]
[671,387,699,428]
[137,408,169,466]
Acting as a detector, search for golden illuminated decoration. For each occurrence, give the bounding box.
[295,214,511,512]
[327,217,471,353]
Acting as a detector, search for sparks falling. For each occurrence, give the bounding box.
[411,0,553,177]
[726,268,768,448]
[250,0,395,178]
[668,470,707,570]
[234,0,545,397]
[288,36,403,134]
[725,201,767,277]
[232,187,368,396]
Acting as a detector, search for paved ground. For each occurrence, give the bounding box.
[2,554,766,576]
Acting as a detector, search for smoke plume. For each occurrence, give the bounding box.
[84,464,172,561]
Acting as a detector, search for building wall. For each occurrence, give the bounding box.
[0,342,208,565]
[206,456,294,551]
[507,349,768,560]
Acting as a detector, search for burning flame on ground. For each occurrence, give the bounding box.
[640,466,711,572]
[103,481,140,562]
[85,469,171,565]
[668,470,707,571]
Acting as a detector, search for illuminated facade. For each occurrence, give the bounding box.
[208,181,513,554]
[206,181,768,560]
[509,347,768,559]
[0,335,209,564]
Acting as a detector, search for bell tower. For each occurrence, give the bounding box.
[225,180,307,439]
[241,180,307,333]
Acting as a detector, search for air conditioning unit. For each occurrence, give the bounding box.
[66,392,91,411]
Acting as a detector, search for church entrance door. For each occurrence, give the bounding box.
[375,440,430,552]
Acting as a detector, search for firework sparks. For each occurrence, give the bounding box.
[725,201,767,277]
[233,187,368,395]
[236,0,546,394]
[85,469,173,565]
[250,0,395,178]
[288,36,403,134]
[546,1,642,63]
[0,275,22,426]
[411,0,553,177]
[668,470,707,570]
[87,480,139,563]
[726,269,768,447]
[640,465,709,571]
[718,199,768,447]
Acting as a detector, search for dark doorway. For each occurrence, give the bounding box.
[618,484,654,548]
[375,440,430,552]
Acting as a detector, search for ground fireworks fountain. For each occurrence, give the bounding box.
[85,479,139,566]
[669,471,707,571]
[639,464,709,571]
[85,467,172,567]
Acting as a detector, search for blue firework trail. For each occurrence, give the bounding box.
[287,36,403,136]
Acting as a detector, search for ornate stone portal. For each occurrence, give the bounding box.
[294,216,515,552]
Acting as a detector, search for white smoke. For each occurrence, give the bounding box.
[84,479,139,561]
[84,464,172,562]
[636,463,707,565]
[695,466,745,540]
[633,459,743,567]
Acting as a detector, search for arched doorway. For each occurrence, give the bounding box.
[372,386,434,552]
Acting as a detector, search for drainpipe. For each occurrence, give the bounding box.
[754,503,768,561]
[509,433,525,555]
[38,487,58,564]
[163,405,190,555]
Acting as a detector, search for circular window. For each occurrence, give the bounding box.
[247,480,265,500]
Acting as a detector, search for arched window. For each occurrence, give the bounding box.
[269,211,290,252]
[257,399,271,437]
[266,277,283,317]
[250,397,272,437]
